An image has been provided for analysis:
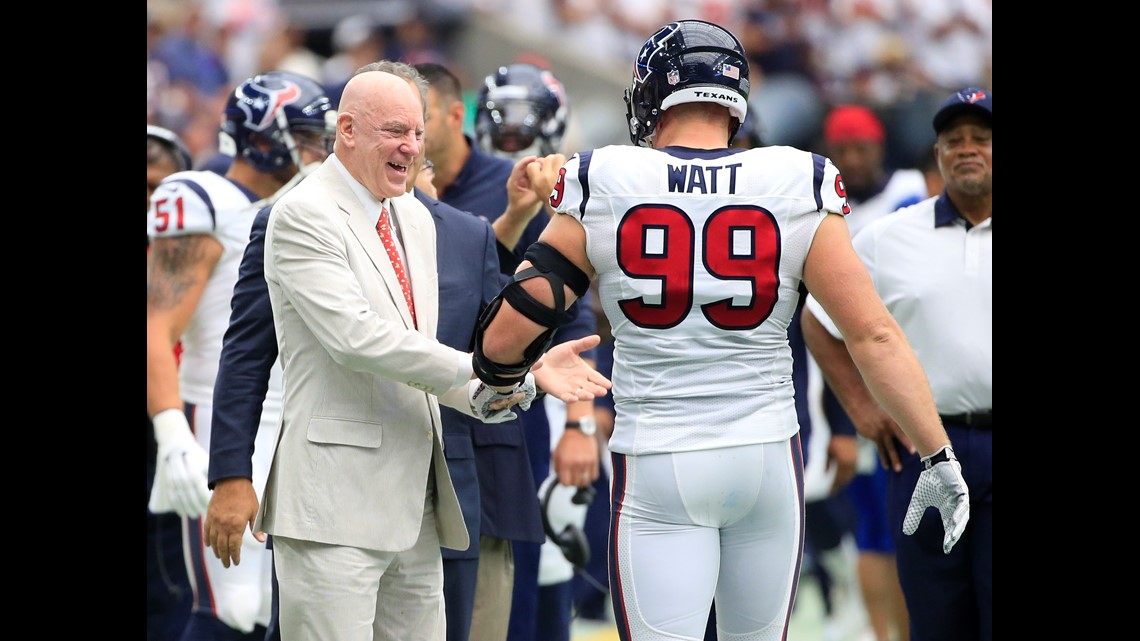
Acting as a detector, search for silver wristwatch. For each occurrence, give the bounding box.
[565,416,597,436]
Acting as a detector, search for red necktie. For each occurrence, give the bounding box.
[377,206,417,328]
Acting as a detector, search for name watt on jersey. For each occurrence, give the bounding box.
[668,162,742,194]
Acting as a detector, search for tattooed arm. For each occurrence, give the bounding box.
[146,234,223,416]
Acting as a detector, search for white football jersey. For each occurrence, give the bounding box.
[147,170,262,405]
[550,145,848,455]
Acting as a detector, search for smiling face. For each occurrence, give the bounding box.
[336,71,425,200]
[935,113,991,197]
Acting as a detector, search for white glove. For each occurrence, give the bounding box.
[903,445,970,554]
[516,373,537,411]
[469,373,537,423]
[148,408,211,518]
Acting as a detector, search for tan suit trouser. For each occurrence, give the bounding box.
[274,491,445,641]
[467,535,515,641]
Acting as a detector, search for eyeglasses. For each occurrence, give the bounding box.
[422,159,435,172]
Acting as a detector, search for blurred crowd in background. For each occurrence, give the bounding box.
[147,0,990,172]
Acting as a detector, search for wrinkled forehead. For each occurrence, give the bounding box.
[360,91,424,129]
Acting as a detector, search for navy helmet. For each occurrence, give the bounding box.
[475,63,569,159]
[220,71,335,173]
[624,20,750,147]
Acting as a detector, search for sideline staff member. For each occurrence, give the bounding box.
[803,87,992,641]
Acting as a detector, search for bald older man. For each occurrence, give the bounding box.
[255,71,608,641]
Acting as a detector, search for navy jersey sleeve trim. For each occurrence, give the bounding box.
[577,150,592,219]
[169,177,217,228]
[810,153,826,212]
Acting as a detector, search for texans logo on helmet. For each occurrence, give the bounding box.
[959,89,987,104]
[540,70,567,106]
[634,23,680,84]
[237,81,302,132]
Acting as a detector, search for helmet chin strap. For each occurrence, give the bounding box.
[276,108,305,172]
[252,161,320,211]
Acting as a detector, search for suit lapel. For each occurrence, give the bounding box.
[326,165,415,329]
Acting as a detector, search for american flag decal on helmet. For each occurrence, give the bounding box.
[722,64,739,80]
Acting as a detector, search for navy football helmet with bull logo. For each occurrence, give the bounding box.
[624,20,750,147]
[220,71,336,173]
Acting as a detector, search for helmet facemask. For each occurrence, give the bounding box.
[476,64,569,160]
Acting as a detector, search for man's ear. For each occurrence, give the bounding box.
[448,100,466,128]
[337,113,353,145]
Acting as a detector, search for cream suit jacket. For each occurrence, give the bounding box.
[257,158,472,552]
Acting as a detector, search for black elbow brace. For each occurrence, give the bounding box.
[471,242,591,387]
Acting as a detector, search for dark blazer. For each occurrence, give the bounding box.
[422,189,545,546]
[209,205,276,486]
[422,188,500,559]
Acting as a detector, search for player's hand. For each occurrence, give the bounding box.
[533,335,612,402]
[149,409,211,518]
[503,155,544,223]
[903,445,970,554]
[516,372,538,411]
[525,153,568,207]
[469,375,533,423]
[204,477,264,568]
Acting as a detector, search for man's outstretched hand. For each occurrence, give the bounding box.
[532,335,612,403]
[469,373,538,423]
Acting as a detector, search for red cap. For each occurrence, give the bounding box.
[823,105,885,144]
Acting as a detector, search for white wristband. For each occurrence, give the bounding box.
[152,408,189,442]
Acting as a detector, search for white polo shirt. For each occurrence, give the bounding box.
[806,193,992,414]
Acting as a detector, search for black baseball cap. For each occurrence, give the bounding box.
[932,87,992,135]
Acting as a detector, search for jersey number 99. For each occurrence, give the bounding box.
[617,204,779,331]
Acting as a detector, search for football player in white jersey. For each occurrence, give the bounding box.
[472,19,970,641]
[146,71,335,639]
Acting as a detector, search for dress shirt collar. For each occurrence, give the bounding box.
[329,153,391,230]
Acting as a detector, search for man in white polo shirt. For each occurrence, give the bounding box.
[802,87,992,641]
